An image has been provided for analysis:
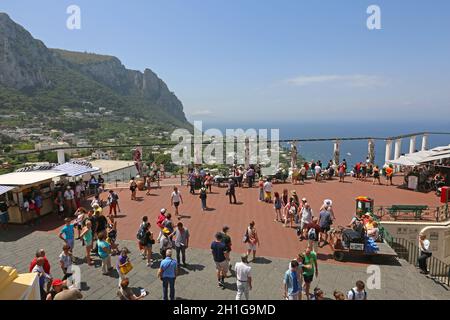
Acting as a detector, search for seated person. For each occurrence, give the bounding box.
[364,216,375,231]
[366,221,380,242]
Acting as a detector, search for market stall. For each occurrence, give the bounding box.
[0,171,65,224]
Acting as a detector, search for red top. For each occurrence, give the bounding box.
[29,257,51,274]
[156,213,166,229]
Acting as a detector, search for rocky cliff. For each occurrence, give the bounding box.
[0,12,188,127]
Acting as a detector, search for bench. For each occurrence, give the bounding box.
[387,205,429,220]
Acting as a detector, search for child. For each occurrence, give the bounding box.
[274,192,282,222]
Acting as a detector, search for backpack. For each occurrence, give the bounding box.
[136,224,146,241]
[350,288,367,300]
[308,228,317,241]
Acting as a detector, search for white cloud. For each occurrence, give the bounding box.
[286,74,387,87]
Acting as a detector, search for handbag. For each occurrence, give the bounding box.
[120,261,133,274]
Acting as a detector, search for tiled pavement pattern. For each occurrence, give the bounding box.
[1,231,449,300]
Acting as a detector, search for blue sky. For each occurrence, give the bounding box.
[1,0,450,124]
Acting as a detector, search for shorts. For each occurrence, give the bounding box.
[173,201,180,207]
[303,274,314,283]
[338,172,344,177]
[66,239,75,250]
[320,226,330,233]
[215,260,228,273]
[247,243,257,251]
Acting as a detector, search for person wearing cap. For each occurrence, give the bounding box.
[319,199,336,221]
[46,278,64,300]
[156,208,167,243]
[235,254,252,300]
[160,227,173,258]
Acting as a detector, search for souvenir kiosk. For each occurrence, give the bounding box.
[0,171,64,224]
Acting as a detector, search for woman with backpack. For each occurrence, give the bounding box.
[139,223,154,267]
[137,216,149,256]
[199,186,207,211]
[129,177,138,201]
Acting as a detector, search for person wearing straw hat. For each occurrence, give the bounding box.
[160,227,173,259]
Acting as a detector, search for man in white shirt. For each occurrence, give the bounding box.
[64,186,76,215]
[263,179,273,203]
[314,165,322,181]
[234,254,252,300]
[418,232,432,274]
[347,280,367,300]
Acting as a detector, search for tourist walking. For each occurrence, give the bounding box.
[107,190,120,216]
[418,232,432,274]
[156,208,167,243]
[338,162,346,182]
[97,231,112,275]
[211,232,228,289]
[171,186,183,219]
[172,222,190,267]
[318,208,333,247]
[263,178,273,202]
[227,178,237,204]
[300,200,313,238]
[139,223,154,266]
[283,260,302,300]
[245,221,260,261]
[158,249,178,300]
[235,254,252,300]
[221,226,232,273]
[204,173,213,193]
[129,177,137,200]
[347,280,367,300]
[199,186,208,211]
[300,247,318,300]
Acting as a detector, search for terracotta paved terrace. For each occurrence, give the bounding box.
[35,175,442,265]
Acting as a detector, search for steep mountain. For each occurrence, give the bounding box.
[0,12,190,130]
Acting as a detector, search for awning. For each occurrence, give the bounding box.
[0,185,15,196]
[387,150,434,166]
[0,171,65,186]
[53,163,100,177]
[419,152,450,163]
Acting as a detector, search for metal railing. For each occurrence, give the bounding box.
[375,205,449,222]
[387,237,450,287]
